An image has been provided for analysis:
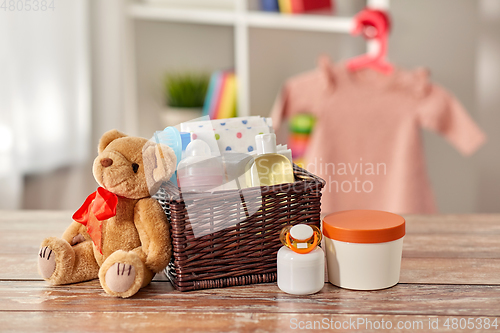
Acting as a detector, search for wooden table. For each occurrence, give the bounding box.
[1,211,499,332]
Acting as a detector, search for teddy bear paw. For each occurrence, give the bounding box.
[99,250,145,298]
[105,263,137,293]
[38,246,56,279]
[38,237,85,285]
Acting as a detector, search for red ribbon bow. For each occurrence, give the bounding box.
[72,187,118,254]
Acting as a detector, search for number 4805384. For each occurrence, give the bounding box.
[443,318,498,330]
[1,0,55,11]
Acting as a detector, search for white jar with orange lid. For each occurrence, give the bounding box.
[322,210,405,290]
[277,224,324,295]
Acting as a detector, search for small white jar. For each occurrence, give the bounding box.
[323,210,405,291]
[277,224,324,295]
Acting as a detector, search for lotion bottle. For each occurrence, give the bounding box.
[277,224,324,295]
[245,133,294,187]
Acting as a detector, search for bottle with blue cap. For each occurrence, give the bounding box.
[153,127,193,184]
[180,132,191,159]
[153,126,185,186]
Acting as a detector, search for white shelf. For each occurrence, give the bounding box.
[128,4,354,33]
[246,12,352,33]
[129,5,236,26]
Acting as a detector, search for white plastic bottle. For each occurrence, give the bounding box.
[176,139,224,192]
[277,224,325,295]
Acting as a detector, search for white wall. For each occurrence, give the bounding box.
[133,0,499,213]
[387,0,499,213]
[134,21,235,136]
[476,0,500,212]
[389,0,481,214]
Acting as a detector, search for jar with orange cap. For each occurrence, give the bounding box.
[322,210,406,290]
[277,224,324,295]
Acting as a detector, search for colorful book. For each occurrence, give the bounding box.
[216,72,237,119]
[278,0,292,13]
[260,0,279,12]
[203,71,220,117]
[209,72,227,120]
[212,72,226,119]
[282,0,333,14]
[203,70,238,120]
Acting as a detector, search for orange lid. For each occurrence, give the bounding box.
[322,210,405,244]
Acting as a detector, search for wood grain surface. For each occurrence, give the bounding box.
[1,211,499,332]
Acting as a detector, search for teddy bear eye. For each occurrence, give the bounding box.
[132,163,139,173]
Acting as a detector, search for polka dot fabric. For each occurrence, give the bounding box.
[213,126,271,153]
[181,117,273,154]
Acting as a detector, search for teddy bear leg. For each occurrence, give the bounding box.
[38,237,99,285]
[98,250,154,298]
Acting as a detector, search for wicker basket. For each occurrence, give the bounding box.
[155,164,325,291]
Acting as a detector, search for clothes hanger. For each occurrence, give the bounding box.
[346,8,393,75]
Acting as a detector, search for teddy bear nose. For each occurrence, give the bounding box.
[100,158,113,167]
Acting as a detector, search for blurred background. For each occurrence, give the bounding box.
[0,0,499,213]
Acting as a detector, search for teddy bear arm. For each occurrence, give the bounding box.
[62,221,89,246]
[133,198,172,273]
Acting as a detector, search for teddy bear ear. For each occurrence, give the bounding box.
[152,144,177,184]
[98,129,127,154]
[142,143,177,195]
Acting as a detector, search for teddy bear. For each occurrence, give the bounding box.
[37,129,177,298]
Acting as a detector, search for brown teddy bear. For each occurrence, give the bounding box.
[37,129,176,298]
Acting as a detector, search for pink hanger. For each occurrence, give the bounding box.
[346,8,393,75]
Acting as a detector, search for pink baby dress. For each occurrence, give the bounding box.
[271,57,486,214]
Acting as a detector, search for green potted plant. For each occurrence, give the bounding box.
[161,72,209,127]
